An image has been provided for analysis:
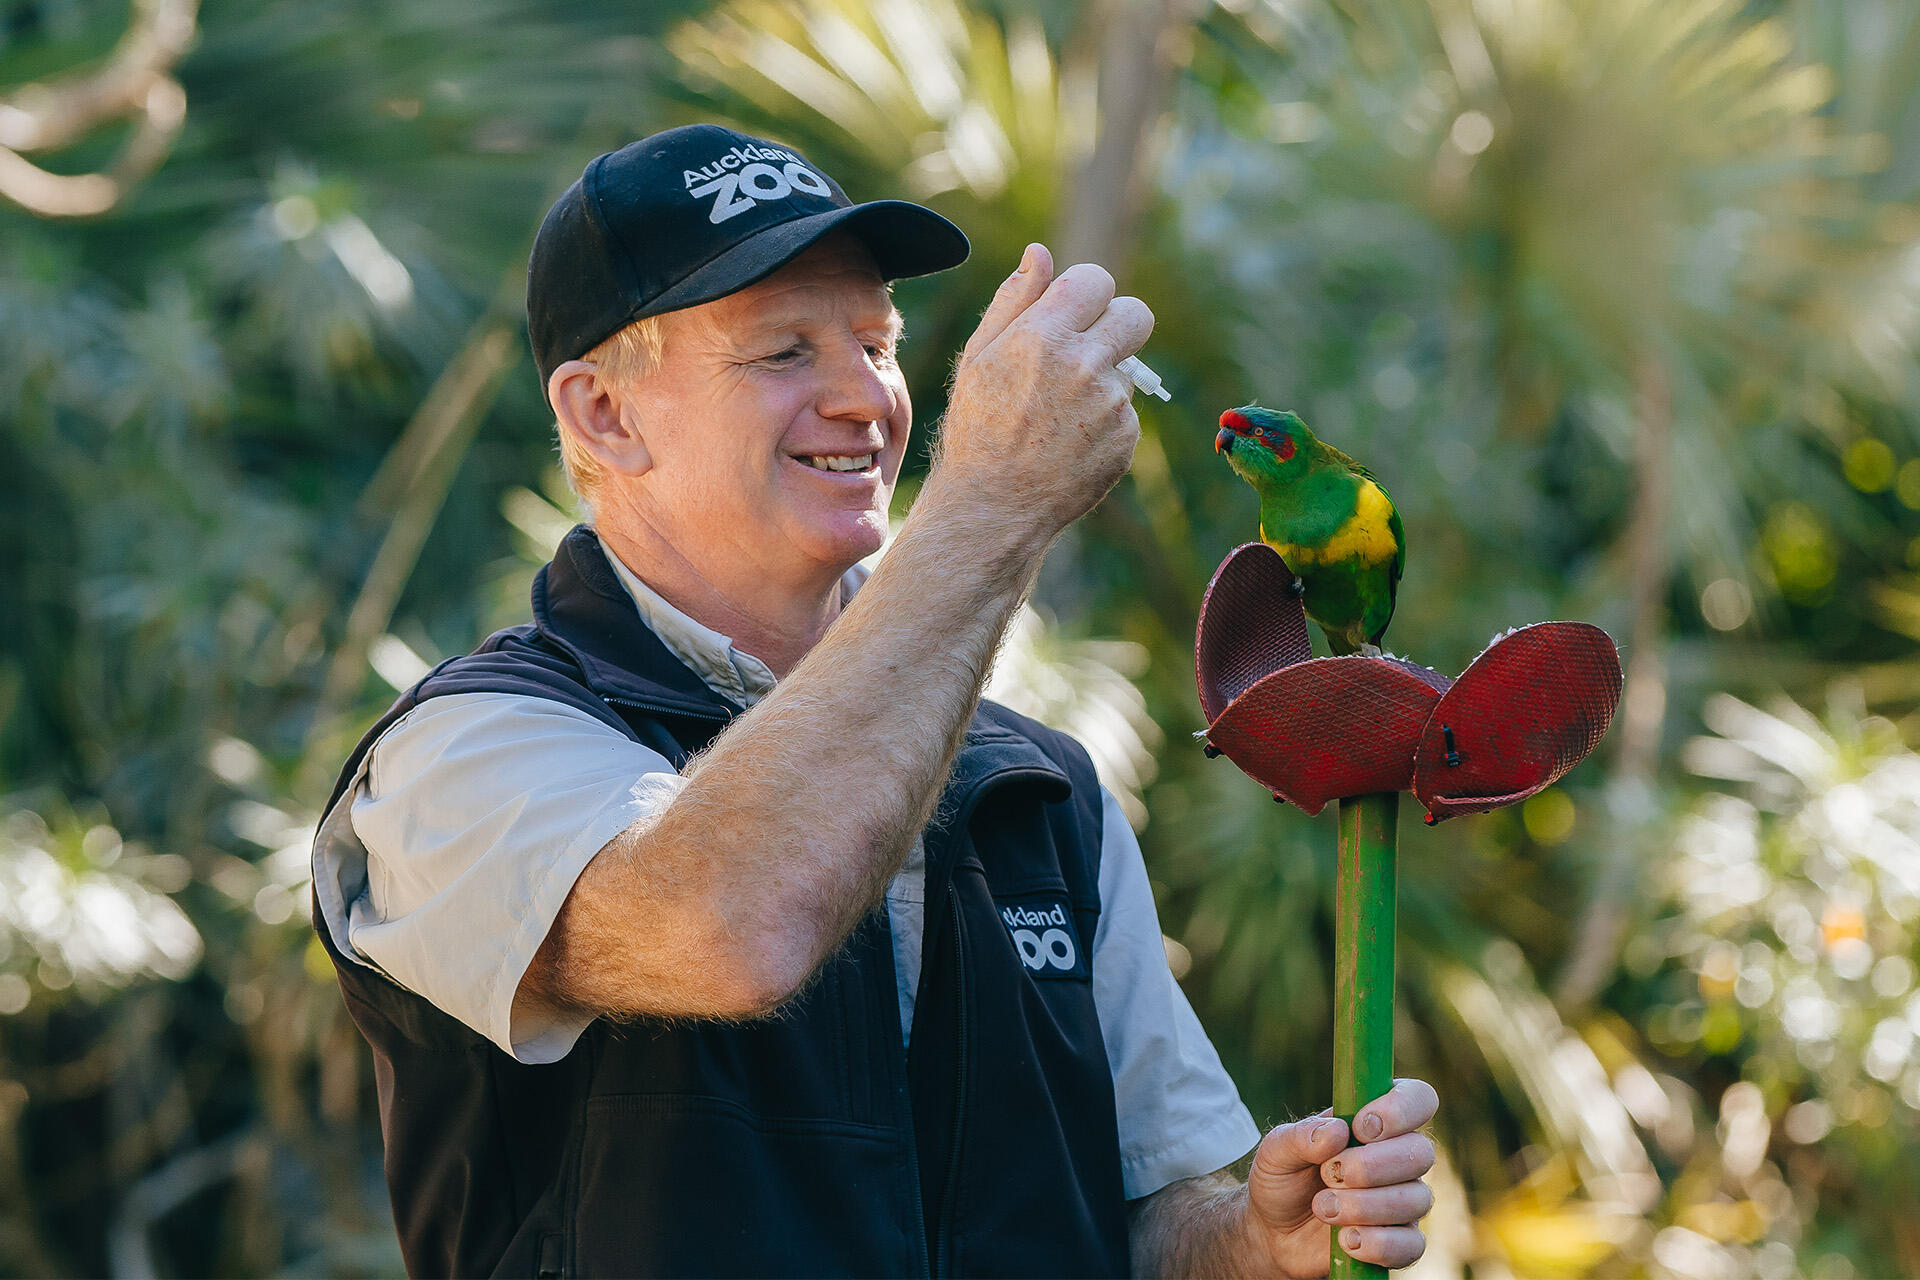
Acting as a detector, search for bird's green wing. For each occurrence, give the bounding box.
[1320,441,1368,474]
[1335,445,1406,648]
[1330,446,1395,508]
[1367,488,1406,650]
[1325,443,1404,586]
[1387,494,1405,593]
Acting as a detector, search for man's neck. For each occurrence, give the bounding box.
[593,521,845,679]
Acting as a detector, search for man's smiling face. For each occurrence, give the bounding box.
[620,233,909,585]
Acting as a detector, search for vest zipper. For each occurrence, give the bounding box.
[907,1123,933,1279]
[887,911,933,1280]
[933,880,969,1279]
[600,694,733,724]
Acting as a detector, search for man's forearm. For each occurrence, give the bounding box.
[1130,1173,1271,1279]
[527,478,1053,1021]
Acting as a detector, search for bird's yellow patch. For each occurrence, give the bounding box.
[1263,480,1399,566]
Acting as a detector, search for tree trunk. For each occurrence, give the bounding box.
[1555,351,1669,1010]
[1614,353,1672,785]
[1056,0,1198,275]
[1062,0,1206,628]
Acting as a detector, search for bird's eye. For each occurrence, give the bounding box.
[1254,427,1267,437]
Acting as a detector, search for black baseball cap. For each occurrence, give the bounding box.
[528,123,970,396]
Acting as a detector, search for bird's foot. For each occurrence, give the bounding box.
[1358,643,1384,658]
[1287,577,1306,599]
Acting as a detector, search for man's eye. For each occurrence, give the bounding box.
[763,347,803,364]
[865,343,895,363]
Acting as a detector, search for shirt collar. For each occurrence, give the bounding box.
[596,532,869,710]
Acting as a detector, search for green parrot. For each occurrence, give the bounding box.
[1215,405,1405,656]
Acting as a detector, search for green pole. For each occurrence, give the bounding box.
[1332,791,1398,1280]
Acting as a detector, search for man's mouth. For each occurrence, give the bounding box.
[795,453,876,473]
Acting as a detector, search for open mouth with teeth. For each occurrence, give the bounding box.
[794,453,877,473]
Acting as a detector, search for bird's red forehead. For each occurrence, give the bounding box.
[1220,409,1251,432]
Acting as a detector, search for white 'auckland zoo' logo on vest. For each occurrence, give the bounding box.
[683,143,833,224]
[1001,902,1079,973]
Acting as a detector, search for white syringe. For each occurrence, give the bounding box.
[1119,355,1171,402]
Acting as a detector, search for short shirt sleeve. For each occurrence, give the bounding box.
[316,691,685,1064]
[1091,788,1263,1199]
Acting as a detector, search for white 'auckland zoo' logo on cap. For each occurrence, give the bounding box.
[683,143,833,224]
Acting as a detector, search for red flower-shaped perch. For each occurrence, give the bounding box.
[1195,543,1623,823]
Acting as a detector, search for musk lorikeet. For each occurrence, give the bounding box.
[1215,405,1405,656]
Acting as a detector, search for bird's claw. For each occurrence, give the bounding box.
[1287,577,1306,599]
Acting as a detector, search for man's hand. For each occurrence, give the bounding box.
[927,242,1153,551]
[1128,1079,1439,1277]
[1246,1079,1438,1274]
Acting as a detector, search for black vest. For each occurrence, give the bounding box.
[313,527,1131,1278]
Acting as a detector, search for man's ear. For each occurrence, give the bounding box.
[549,360,653,476]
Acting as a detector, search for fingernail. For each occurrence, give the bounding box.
[1014,244,1036,274]
[1341,1229,1362,1252]
[1312,1119,1337,1144]
[1359,1113,1383,1141]
[1326,1158,1345,1185]
[1316,1192,1339,1218]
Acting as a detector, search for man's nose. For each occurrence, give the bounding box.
[816,338,897,423]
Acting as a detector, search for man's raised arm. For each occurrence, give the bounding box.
[521,243,1153,1022]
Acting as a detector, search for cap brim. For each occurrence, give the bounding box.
[635,200,970,322]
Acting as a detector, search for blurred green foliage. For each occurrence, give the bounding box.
[3,0,1919,1275]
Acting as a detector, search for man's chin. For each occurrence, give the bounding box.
[798,511,890,575]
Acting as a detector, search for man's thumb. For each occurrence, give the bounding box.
[960,243,1053,362]
[1247,1115,1346,1228]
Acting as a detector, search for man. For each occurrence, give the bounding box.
[311,123,1437,1277]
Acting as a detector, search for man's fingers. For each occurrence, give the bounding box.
[958,252,1148,378]
[1255,1115,1349,1178]
[1352,1077,1439,1143]
[1246,1116,1348,1229]
[1082,295,1154,366]
[961,243,1053,361]
[1320,1132,1435,1189]
[1311,1180,1434,1227]
[1336,1225,1428,1270]
[1035,261,1119,333]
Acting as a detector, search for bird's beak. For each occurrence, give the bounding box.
[1215,427,1236,454]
